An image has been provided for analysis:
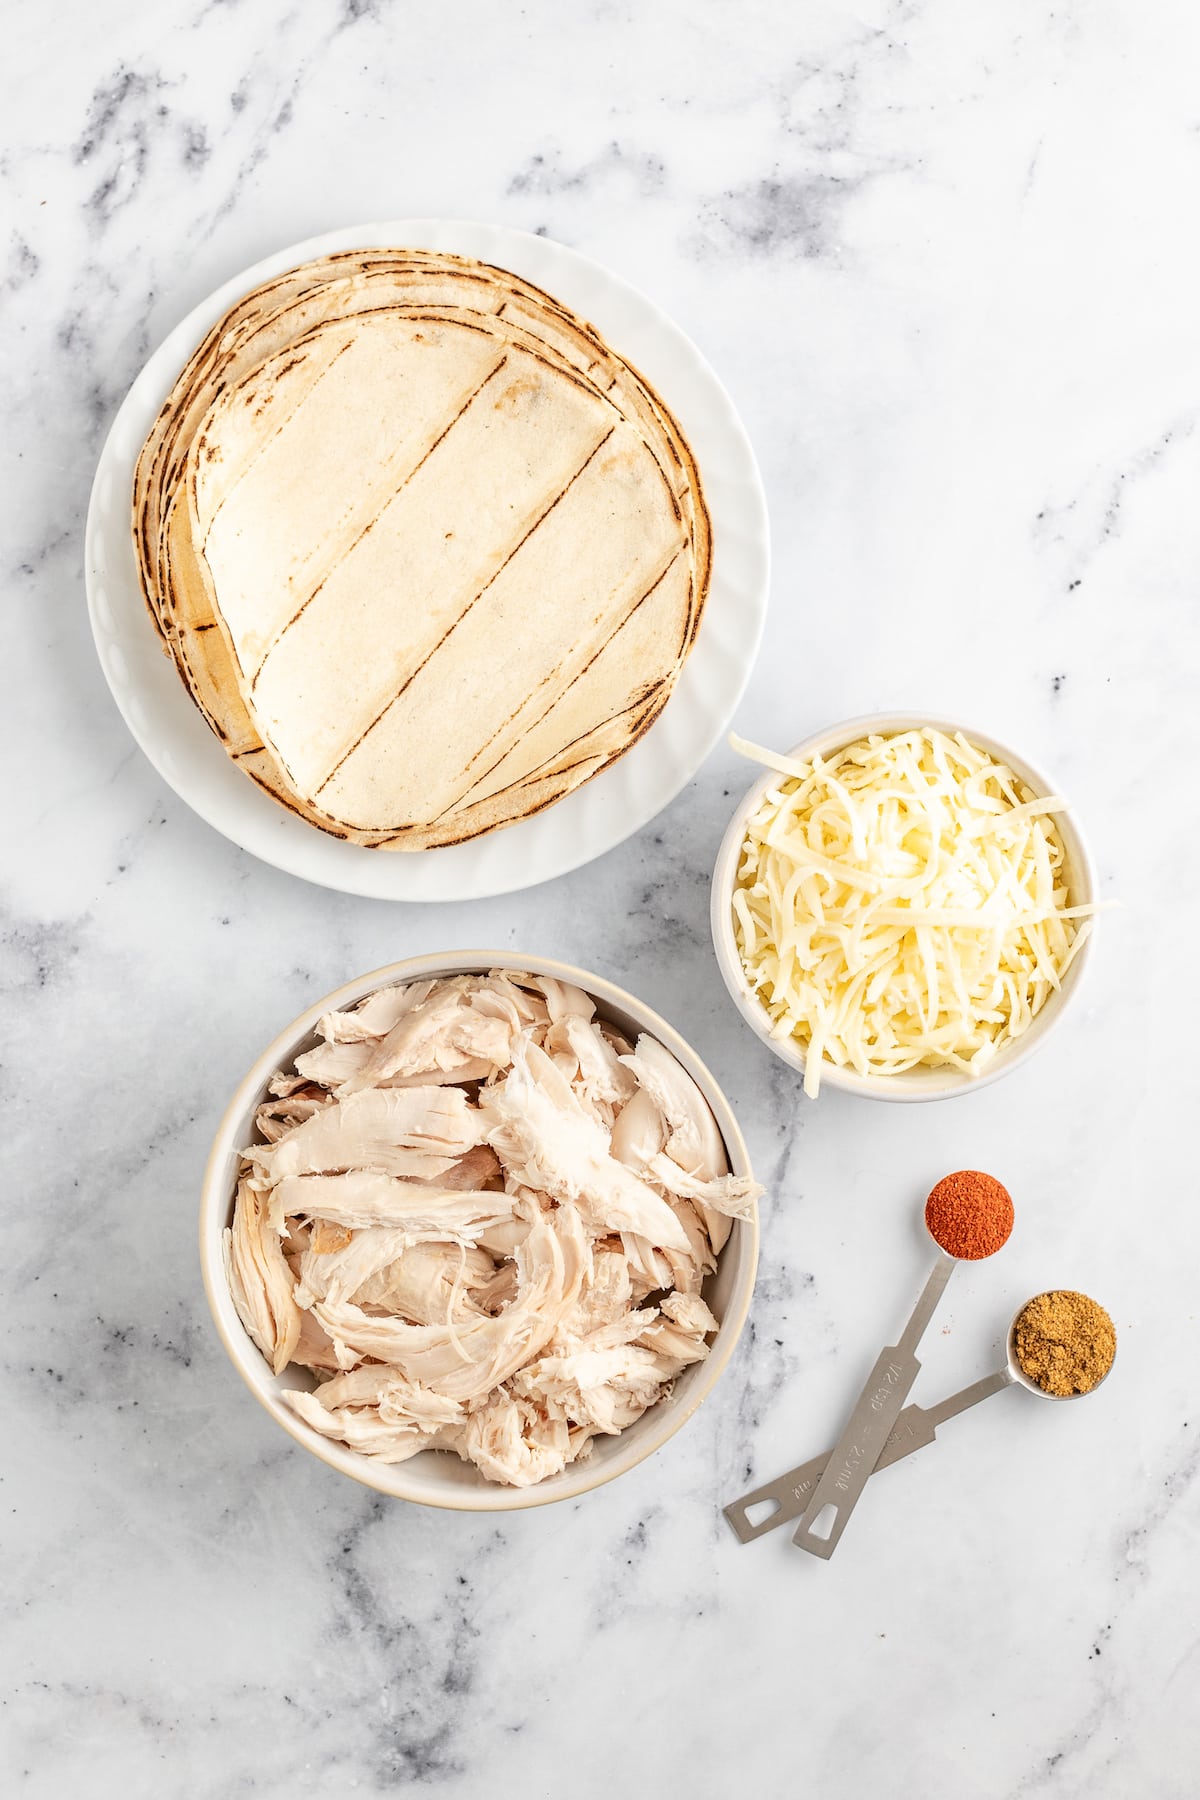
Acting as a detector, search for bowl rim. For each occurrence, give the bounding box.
[710,711,1098,1103]
[199,949,760,1510]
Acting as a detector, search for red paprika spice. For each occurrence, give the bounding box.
[924,1170,1013,1260]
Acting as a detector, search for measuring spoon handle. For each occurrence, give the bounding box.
[723,1368,1012,1543]
[792,1254,956,1559]
[723,1402,935,1542]
[789,1342,922,1556]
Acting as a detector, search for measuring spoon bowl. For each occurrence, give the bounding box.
[1005,1296,1117,1402]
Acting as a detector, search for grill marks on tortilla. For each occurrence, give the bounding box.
[247,351,513,694]
[311,418,622,811]
[193,319,508,679]
[312,415,686,832]
[448,546,691,815]
[192,310,693,831]
[130,249,711,849]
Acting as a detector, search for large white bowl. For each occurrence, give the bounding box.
[710,713,1097,1102]
[199,951,760,1510]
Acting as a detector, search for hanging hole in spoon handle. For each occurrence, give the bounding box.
[724,1448,829,1542]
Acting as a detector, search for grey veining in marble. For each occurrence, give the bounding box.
[4,0,1199,1793]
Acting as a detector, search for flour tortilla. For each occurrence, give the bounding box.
[131,250,710,848]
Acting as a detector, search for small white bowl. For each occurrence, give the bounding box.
[711,713,1097,1102]
[199,950,760,1510]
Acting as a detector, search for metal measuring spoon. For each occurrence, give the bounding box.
[791,1172,1014,1559]
[724,1291,1114,1544]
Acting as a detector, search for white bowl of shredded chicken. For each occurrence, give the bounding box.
[200,953,761,1506]
[712,716,1098,1101]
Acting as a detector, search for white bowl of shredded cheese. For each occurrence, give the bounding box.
[711,716,1097,1101]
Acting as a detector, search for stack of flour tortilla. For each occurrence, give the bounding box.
[132,249,712,850]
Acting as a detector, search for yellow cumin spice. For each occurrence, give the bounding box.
[1013,1290,1116,1396]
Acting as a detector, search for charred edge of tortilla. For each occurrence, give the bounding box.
[419,693,660,832]
[686,528,713,650]
[187,528,691,847]
[156,534,238,740]
[186,280,652,546]
[130,495,169,641]
[284,691,658,853]
[424,545,690,819]
[135,252,548,506]
[458,258,615,354]
[300,247,614,359]
[156,613,229,738]
[132,270,342,547]
[186,301,672,476]
[223,670,665,848]
[241,762,350,836]
[137,262,691,582]
[134,248,563,452]
[138,248,672,517]
[607,347,711,572]
[164,627,229,739]
[189,333,364,585]
[371,691,668,850]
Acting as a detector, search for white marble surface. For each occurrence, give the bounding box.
[4,1,1198,1793]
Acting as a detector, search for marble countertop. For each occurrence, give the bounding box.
[5,1,1198,1793]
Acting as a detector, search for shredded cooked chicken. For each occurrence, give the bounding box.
[225,970,761,1487]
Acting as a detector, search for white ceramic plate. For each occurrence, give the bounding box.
[199,951,760,1510]
[85,220,769,900]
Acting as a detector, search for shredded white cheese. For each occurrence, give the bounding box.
[730,728,1094,1097]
